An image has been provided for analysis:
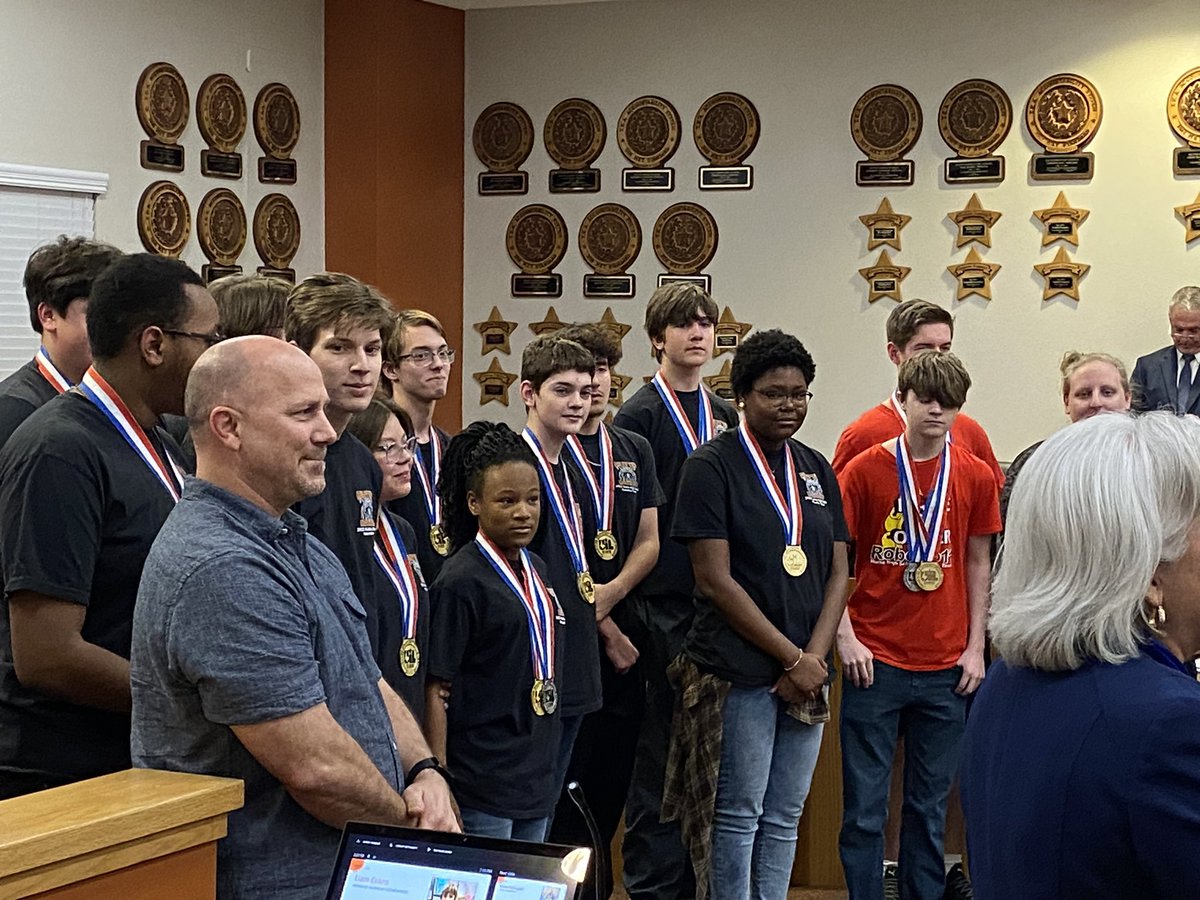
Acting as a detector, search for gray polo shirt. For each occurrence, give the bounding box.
[131,477,402,899]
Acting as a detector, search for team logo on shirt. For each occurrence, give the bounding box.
[800,472,827,507]
[615,460,640,493]
[714,420,730,435]
[356,490,377,536]
[869,500,953,567]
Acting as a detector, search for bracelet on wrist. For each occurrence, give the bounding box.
[406,756,453,788]
[783,650,804,672]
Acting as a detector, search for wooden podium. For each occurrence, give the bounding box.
[0,768,243,899]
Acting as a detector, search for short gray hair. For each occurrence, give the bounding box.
[1169,285,1200,313]
[991,411,1200,671]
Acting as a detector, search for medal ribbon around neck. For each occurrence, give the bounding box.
[78,367,182,502]
[895,436,951,565]
[35,346,72,394]
[888,393,953,445]
[564,427,615,537]
[374,513,419,641]
[737,423,803,547]
[652,370,713,455]
[522,428,589,580]
[411,433,443,531]
[475,532,555,683]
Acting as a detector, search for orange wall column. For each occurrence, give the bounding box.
[325,0,465,432]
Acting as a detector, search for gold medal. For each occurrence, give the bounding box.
[399,638,420,677]
[914,561,944,592]
[531,678,558,716]
[578,570,596,604]
[782,545,808,577]
[429,524,450,557]
[594,529,617,561]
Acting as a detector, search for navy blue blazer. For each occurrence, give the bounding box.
[962,645,1200,900]
[1131,345,1200,414]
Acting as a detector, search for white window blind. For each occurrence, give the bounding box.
[0,163,108,380]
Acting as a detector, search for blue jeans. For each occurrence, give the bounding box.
[709,684,826,900]
[460,806,550,842]
[839,662,965,900]
[554,713,585,796]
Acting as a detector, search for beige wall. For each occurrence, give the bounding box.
[0,0,325,279]
[462,0,1200,462]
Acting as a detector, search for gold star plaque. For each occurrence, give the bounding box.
[474,357,517,406]
[608,369,632,407]
[947,247,1001,301]
[529,306,567,336]
[714,306,752,356]
[1034,247,1089,302]
[859,197,912,251]
[858,249,910,303]
[474,305,518,355]
[703,359,735,401]
[598,307,632,348]
[1034,191,1089,247]
[1174,192,1200,245]
[947,193,1001,248]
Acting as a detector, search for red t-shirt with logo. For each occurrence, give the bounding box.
[839,441,1001,671]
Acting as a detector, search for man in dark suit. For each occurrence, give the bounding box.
[1132,285,1200,414]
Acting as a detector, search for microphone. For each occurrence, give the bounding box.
[566,780,604,900]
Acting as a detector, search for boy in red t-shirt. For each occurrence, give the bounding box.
[836,351,1000,900]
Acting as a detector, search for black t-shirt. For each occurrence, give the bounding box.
[377,512,431,721]
[428,543,565,818]
[613,383,739,606]
[529,456,602,716]
[0,359,58,452]
[568,425,665,632]
[0,391,182,787]
[293,433,420,702]
[388,425,452,586]
[672,429,849,687]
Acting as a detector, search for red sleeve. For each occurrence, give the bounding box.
[956,414,1005,490]
[966,457,1002,537]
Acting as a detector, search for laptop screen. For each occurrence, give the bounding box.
[325,823,589,900]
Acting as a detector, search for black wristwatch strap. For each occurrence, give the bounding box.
[406,756,452,787]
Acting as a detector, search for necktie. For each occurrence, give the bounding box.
[1178,354,1195,413]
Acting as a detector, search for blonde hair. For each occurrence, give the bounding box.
[1058,350,1130,402]
[384,308,446,365]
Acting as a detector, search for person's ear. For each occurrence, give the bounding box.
[466,489,480,517]
[140,325,167,368]
[208,406,242,449]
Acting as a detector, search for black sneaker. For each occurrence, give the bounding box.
[883,863,900,900]
[943,862,973,900]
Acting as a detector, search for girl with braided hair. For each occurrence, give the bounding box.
[425,421,566,841]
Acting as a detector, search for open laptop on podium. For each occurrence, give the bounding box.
[324,822,590,900]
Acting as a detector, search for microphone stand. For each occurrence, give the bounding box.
[566,780,605,900]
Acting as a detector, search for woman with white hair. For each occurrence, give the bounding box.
[962,412,1200,899]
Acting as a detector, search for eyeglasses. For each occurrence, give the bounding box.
[164,328,226,347]
[375,435,419,461]
[751,388,813,407]
[397,348,455,366]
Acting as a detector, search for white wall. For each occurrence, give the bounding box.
[0,0,324,280]
[462,0,1200,462]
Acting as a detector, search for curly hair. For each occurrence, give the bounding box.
[438,421,537,553]
[730,329,816,398]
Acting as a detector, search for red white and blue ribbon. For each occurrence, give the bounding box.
[78,367,182,502]
[653,370,713,455]
[522,428,589,581]
[737,423,803,546]
[412,433,443,531]
[564,427,614,537]
[895,436,951,564]
[889,393,952,445]
[476,532,555,682]
[35,346,72,394]
[374,513,419,640]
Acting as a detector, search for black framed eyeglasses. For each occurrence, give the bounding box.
[397,348,455,366]
[164,328,226,347]
[751,388,813,407]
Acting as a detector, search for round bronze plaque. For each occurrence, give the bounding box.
[579,204,641,276]
[617,96,681,168]
[196,74,247,154]
[1168,67,1200,148]
[851,84,922,161]
[473,102,535,172]
[138,181,191,258]
[693,92,760,166]
[544,98,606,170]
[1025,74,1102,153]
[253,194,301,269]
[506,205,568,275]
[136,62,189,144]
[652,203,718,275]
[254,82,301,159]
[197,189,247,266]
[938,79,1011,158]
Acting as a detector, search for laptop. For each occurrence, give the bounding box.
[324,822,590,900]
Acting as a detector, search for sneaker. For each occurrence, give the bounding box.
[883,863,900,900]
[943,862,973,900]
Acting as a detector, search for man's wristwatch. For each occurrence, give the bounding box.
[406,756,452,787]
